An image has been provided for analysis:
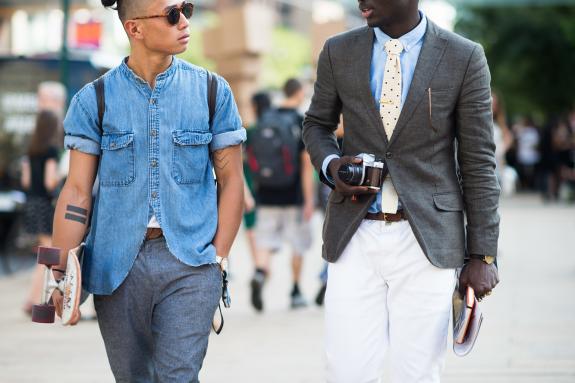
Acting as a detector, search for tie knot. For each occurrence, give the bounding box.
[385,39,403,55]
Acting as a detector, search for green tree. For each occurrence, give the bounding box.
[262,27,311,89]
[178,24,310,91]
[455,6,575,121]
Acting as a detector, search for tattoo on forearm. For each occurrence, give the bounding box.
[213,150,230,170]
[65,205,88,225]
[66,205,88,216]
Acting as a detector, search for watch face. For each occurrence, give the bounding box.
[484,256,495,264]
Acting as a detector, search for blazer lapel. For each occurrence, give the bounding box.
[387,21,448,148]
[354,27,390,145]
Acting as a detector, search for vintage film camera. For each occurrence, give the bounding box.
[337,153,387,190]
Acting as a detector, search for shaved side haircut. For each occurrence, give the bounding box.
[101,0,151,22]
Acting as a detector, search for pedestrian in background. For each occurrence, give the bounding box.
[243,92,272,276]
[554,116,575,200]
[37,81,67,119]
[248,78,315,311]
[21,110,62,314]
[491,90,515,196]
[513,116,541,191]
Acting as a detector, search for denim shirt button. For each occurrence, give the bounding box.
[151,191,158,199]
[151,160,158,168]
[150,98,156,105]
[151,130,158,137]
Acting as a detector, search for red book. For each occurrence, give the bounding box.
[452,286,484,356]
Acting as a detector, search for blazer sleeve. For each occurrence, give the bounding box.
[303,38,343,183]
[455,43,501,257]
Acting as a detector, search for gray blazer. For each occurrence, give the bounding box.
[303,20,500,268]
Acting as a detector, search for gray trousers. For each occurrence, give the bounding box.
[94,237,221,383]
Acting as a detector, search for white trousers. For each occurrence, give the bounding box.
[325,220,456,383]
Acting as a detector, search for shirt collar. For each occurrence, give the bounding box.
[119,56,179,85]
[373,11,427,53]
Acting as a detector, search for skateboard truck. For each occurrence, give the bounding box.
[31,244,84,326]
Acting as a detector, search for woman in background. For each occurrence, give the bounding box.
[21,110,62,314]
[491,90,514,194]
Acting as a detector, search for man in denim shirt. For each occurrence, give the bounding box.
[49,1,246,381]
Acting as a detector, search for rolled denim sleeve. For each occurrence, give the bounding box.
[63,83,102,156]
[209,75,246,152]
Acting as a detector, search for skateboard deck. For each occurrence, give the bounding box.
[32,244,85,325]
[60,244,83,325]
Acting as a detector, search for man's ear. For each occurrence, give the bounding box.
[124,20,144,40]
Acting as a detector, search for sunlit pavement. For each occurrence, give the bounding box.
[1,194,574,383]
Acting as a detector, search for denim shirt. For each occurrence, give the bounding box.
[64,57,246,295]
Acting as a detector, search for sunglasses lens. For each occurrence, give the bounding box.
[182,3,194,19]
[167,8,180,25]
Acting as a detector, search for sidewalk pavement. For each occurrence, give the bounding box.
[0,195,574,382]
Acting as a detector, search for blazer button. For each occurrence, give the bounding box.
[385,152,393,159]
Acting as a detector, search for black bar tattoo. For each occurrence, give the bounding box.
[65,205,88,224]
[65,213,87,224]
[66,205,88,216]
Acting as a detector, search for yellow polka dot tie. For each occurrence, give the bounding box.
[379,39,403,214]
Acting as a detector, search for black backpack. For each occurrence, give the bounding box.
[247,108,301,188]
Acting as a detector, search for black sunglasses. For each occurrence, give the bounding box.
[133,2,194,26]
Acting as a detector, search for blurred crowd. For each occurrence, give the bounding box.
[496,99,575,202]
[0,77,574,316]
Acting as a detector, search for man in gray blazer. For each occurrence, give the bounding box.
[303,0,500,382]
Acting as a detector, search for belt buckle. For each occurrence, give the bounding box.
[383,213,389,221]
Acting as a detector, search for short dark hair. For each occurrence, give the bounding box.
[101,0,139,22]
[251,92,272,120]
[101,0,122,21]
[283,78,302,98]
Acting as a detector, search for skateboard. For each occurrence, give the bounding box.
[31,244,85,326]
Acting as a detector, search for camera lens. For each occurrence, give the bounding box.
[338,163,364,186]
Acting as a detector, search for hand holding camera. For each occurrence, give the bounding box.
[327,154,387,198]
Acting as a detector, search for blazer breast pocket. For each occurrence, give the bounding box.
[427,88,457,132]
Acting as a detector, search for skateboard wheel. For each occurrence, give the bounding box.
[31,304,56,323]
[37,247,61,266]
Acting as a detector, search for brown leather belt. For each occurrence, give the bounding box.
[365,210,406,222]
[145,228,163,240]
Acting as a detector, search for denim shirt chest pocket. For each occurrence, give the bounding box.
[100,132,135,186]
[171,129,213,184]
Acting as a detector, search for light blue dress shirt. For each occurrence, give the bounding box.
[64,57,246,294]
[322,13,428,213]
